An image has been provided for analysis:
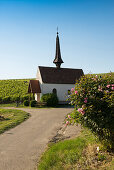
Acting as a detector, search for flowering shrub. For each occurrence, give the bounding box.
[68,73,114,149]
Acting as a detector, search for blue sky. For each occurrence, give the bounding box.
[0,0,114,79]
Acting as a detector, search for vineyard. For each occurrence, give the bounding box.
[0,79,34,103]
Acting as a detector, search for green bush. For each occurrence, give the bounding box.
[2,96,11,104]
[68,73,114,149]
[0,97,2,104]
[30,100,37,107]
[23,95,29,101]
[15,96,20,102]
[41,93,58,106]
[23,100,29,106]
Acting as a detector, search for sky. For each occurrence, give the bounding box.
[0,0,114,79]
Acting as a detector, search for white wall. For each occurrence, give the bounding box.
[36,67,42,83]
[40,83,75,101]
[36,68,75,102]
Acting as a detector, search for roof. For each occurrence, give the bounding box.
[28,80,41,93]
[39,66,84,84]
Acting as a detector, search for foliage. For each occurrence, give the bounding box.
[2,96,11,103]
[0,109,29,134]
[41,93,58,106]
[15,96,20,102]
[23,100,29,106]
[0,79,32,103]
[68,73,114,149]
[30,100,37,107]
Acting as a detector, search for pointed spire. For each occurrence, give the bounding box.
[53,30,64,68]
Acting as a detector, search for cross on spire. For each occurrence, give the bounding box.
[53,30,64,68]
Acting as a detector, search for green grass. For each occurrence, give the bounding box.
[0,103,74,109]
[38,128,114,170]
[0,103,32,108]
[0,103,17,107]
[0,103,52,108]
[0,109,30,134]
[38,128,96,170]
[38,138,86,170]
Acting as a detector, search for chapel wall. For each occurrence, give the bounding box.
[41,83,74,101]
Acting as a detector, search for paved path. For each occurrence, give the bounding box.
[0,108,73,170]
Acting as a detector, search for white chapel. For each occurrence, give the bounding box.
[28,32,84,103]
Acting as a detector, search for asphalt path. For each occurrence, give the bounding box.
[0,108,73,170]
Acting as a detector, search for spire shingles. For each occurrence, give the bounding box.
[53,32,64,68]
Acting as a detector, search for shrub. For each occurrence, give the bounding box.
[15,96,20,102]
[2,96,11,104]
[23,95,29,101]
[0,97,2,104]
[68,73,114,149]
[41,93,58,106]
[23,100,29,106]
[30,100,37,107]
[20,95,33,102]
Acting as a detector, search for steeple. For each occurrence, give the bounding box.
[53,30,64,68]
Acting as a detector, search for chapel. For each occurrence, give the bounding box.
[28,31,84,103]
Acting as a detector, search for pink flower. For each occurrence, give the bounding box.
[111,87,114,90]
[75,91,78,94]
[111,84,114,87]
[68,115,71,119]
[78,108,85,115]
[106,90,109,93]
[106,84,110,88]
[84,100,87,103]
[66,121,69,125]
[78,108,83,112]
[84,97,88,100]
[71,88,74,92]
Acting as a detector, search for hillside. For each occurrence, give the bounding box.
[0,79,34,102]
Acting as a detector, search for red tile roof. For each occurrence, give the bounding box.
[39,66,84,84]
[28,80,41,93]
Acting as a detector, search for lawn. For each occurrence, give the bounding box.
[38,127,114,170]
[0,109,30,134]
[0,103,18,107]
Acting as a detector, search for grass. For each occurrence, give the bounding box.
[0,103,51,108]
[38,128,114,170]
[0,103,74,109]
[0,103,30,108]
[0,103,17,107]
[0,109,30,134]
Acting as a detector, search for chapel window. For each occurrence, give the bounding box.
[52,88,57,94]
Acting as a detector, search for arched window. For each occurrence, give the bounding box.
[52,88,57,94]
